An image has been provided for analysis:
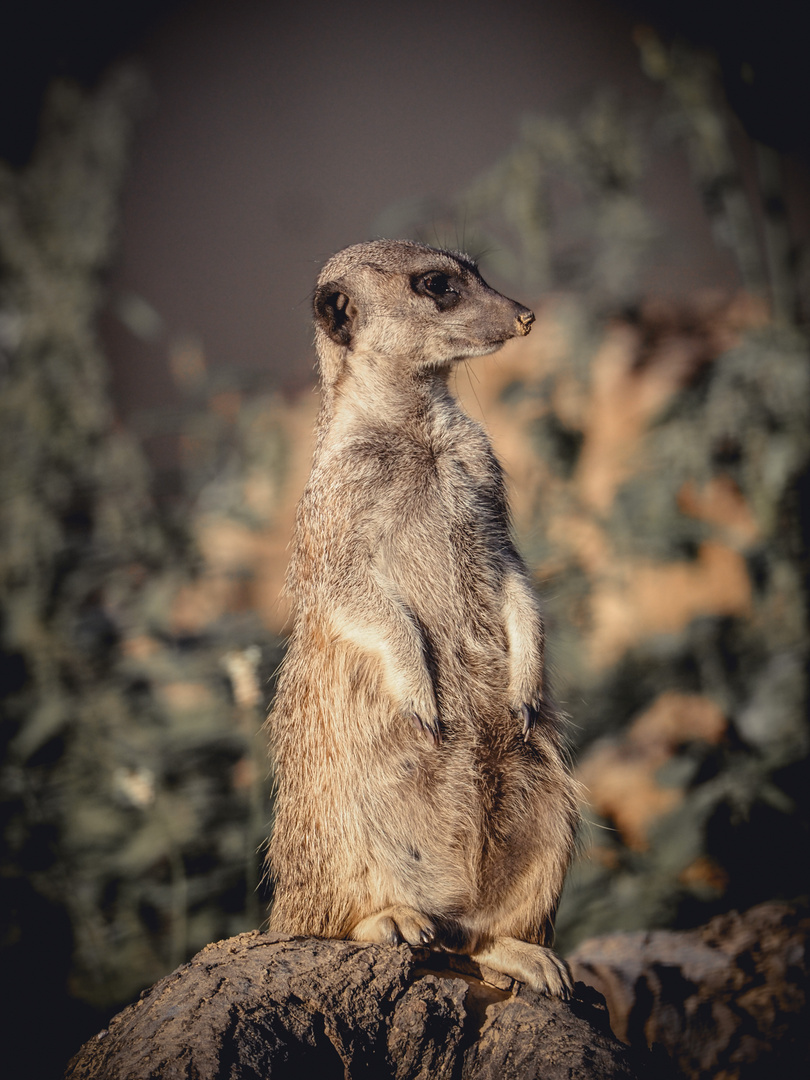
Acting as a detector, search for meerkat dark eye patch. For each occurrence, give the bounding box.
[422,273,450,296]
[314,282,354,345]
[411,271,461,310]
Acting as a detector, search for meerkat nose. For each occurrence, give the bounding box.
[516,310,535,336]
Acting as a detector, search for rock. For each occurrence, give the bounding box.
[569,901,810,1080]
[65,934,643,1079]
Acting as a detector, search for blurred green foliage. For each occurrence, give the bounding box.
[0,69,279,1070]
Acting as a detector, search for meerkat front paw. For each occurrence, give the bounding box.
[350,906,436,947]
[509,684,543,741]
[400,681,440,745]
[514,699,541,740]
[406,705,441,745]
[472,937,573,999]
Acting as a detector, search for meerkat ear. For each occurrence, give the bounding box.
[314,281,356,346]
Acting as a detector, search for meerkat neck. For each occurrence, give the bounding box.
[328,353,455,434]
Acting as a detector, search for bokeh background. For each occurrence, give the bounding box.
[2,1,808,1074]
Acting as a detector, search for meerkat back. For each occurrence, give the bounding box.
[266,240,579,997]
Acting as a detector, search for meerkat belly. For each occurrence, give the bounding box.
[361,727,548,922]
[367,457,532,914]
[362,750,482,914]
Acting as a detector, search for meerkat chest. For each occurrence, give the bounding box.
[376,429,507,596]
[319,410,507,581]
[385,428,498,525]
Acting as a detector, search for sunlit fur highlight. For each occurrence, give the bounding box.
[266,240,580,997]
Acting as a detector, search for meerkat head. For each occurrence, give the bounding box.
[312,240,534,389]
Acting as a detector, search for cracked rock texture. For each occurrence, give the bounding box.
[570,901,810,1080]
[65,934,643,1079]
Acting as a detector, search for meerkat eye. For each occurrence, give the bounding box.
[423,273,450,296]
[411,271,459,307]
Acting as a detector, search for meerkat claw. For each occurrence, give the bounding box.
[351,907,436,948]
[411,712,441,745]
[521,703,537,739]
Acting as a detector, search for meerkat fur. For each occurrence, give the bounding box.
[266,239,579,997]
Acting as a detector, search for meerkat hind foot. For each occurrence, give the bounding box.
[472,937,573,1000]
[350,905,435,948]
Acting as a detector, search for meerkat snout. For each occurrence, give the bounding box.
[517,309,535,335]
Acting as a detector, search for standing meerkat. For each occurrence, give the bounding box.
[266,239,579,997]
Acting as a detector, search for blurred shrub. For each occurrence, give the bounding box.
[0,71,279,1071]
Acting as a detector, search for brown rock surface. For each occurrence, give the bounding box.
[65,934,643,1080]
[569,902,810,1080]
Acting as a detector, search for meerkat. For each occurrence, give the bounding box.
[266,239,579,997]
